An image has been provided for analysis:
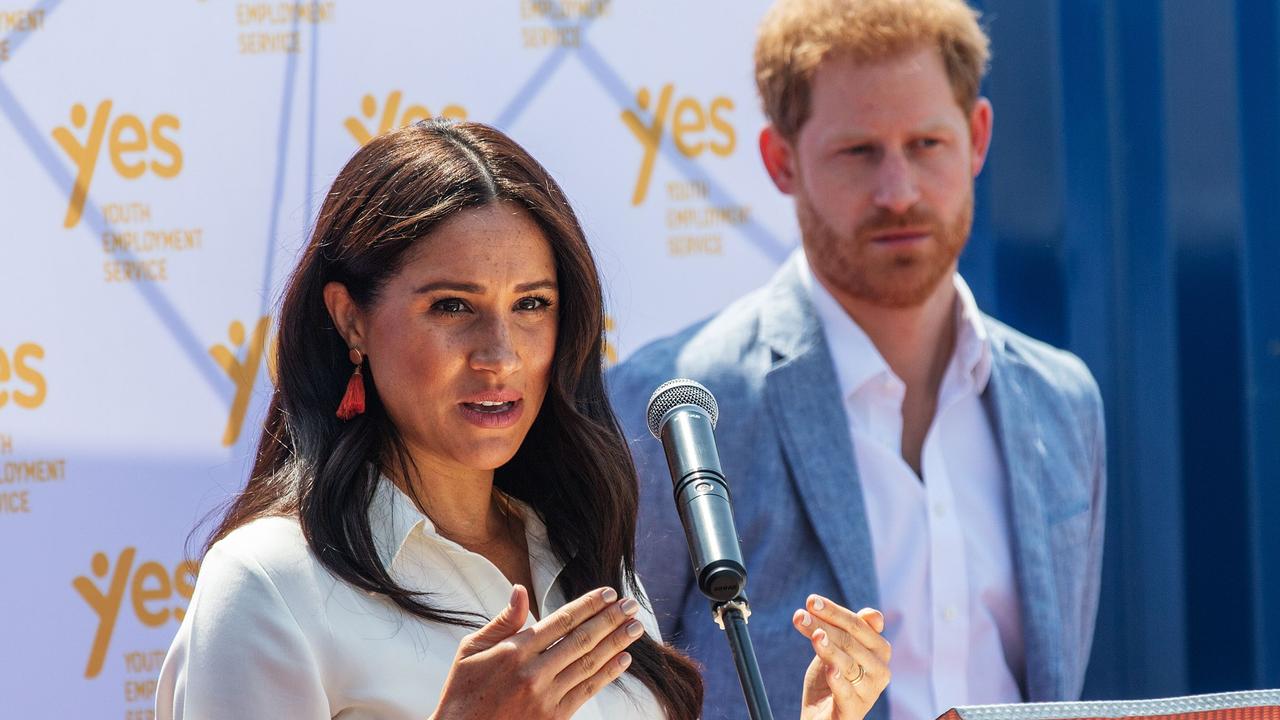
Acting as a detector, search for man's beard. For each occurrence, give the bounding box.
[797,190,972,309]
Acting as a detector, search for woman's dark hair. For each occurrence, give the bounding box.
[206,119,702,716]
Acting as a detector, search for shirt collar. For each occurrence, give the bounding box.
[953,271,993,392]
[367,473,562,585]
[798,248,992,398]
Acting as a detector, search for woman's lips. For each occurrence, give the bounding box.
[458,398,524,429]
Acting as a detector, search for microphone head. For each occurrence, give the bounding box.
[645,378,719,438]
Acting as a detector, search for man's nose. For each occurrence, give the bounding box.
[872,152,921,215]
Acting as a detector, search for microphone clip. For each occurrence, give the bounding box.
[712,596,752,629]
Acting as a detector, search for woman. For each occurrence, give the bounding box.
[156,119,890,719]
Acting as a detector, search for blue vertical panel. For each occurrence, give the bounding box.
[960,0,999,313]
[1051,0,1127,696]
[1163,0,1255,694]
[1236,0,1280,689]
[1067,0,1189,700]
[1108,0,1188,697]
[983,0,1066,347]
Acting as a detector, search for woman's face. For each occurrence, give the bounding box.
[338,202,559,481]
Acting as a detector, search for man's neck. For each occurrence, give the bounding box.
[814,266,959,477]
[817,269,960,392]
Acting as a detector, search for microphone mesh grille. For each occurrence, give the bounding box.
[645,379,719,438]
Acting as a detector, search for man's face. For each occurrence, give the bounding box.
[767,45,992,308]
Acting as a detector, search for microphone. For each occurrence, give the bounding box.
[646,379,747,603]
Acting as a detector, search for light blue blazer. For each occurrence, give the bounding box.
[607,255,1107,720]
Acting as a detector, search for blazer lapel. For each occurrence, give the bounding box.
[984,335,1065,701]
[760,258,880,610]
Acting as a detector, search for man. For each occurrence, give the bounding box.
[607,1,1107,719]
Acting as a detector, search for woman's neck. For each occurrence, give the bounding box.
[386,454,538,616]
[389,455,517,550]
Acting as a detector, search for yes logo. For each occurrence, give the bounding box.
[210,316,273,447]
[621,85,736,206]
[0,343,46,410]
[51,101,183,229]
[73,548,198,679]
[603,315,618,366]
[344,91,467,146]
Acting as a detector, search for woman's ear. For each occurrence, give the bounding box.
[322,282,366,350]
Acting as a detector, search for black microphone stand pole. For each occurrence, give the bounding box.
[710,595,774,720]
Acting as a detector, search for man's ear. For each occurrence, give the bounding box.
[322,282,366,351]
[968,97,994,177]
[759,125,798,195]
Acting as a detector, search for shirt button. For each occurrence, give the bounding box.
[933,502,947,518]
[942,606,958,622]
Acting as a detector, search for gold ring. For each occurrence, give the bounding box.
[848,664,865,686]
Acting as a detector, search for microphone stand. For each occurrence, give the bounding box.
[711,595,774,720]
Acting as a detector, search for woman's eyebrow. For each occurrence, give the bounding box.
[412,279,557,294]
[514,279,557,293]
[412,281,484,294]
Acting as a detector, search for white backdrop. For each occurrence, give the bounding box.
[0,1,799,716]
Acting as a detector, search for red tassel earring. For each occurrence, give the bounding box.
[336,347,366,420]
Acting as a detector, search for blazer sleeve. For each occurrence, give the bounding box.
[1076,384,1108,693]
[155,542,330,720]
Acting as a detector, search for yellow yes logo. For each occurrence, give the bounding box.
[344,91,467,146]
[622,84,736,206]
[210,316,272,447]
[603,315,618,366]
[73,548,198,679]
[0,343,47,410]
[51,100,183,229]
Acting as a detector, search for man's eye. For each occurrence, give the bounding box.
[845,144,874,156]
[914,137,942,150]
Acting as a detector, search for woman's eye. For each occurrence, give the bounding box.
[432,298,469,315]
[515,296,553,312]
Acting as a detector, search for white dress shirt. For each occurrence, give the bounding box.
[799,255,1026,720]
[156,477,665,719]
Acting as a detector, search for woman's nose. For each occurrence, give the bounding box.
[468,316,521,376]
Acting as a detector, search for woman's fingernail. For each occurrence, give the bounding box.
[621,598,640,615]
[818,630,830,647]
[619,652,633,669]
[626,620,645,637]
[510,585,522,605]
[602,587,618,603]
[813,596,826,611]
[799,610,812,627]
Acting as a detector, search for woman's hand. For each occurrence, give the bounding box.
[793,594,892,720]
[431,584,645,720]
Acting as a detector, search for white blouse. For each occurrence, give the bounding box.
[156,477,666,719]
